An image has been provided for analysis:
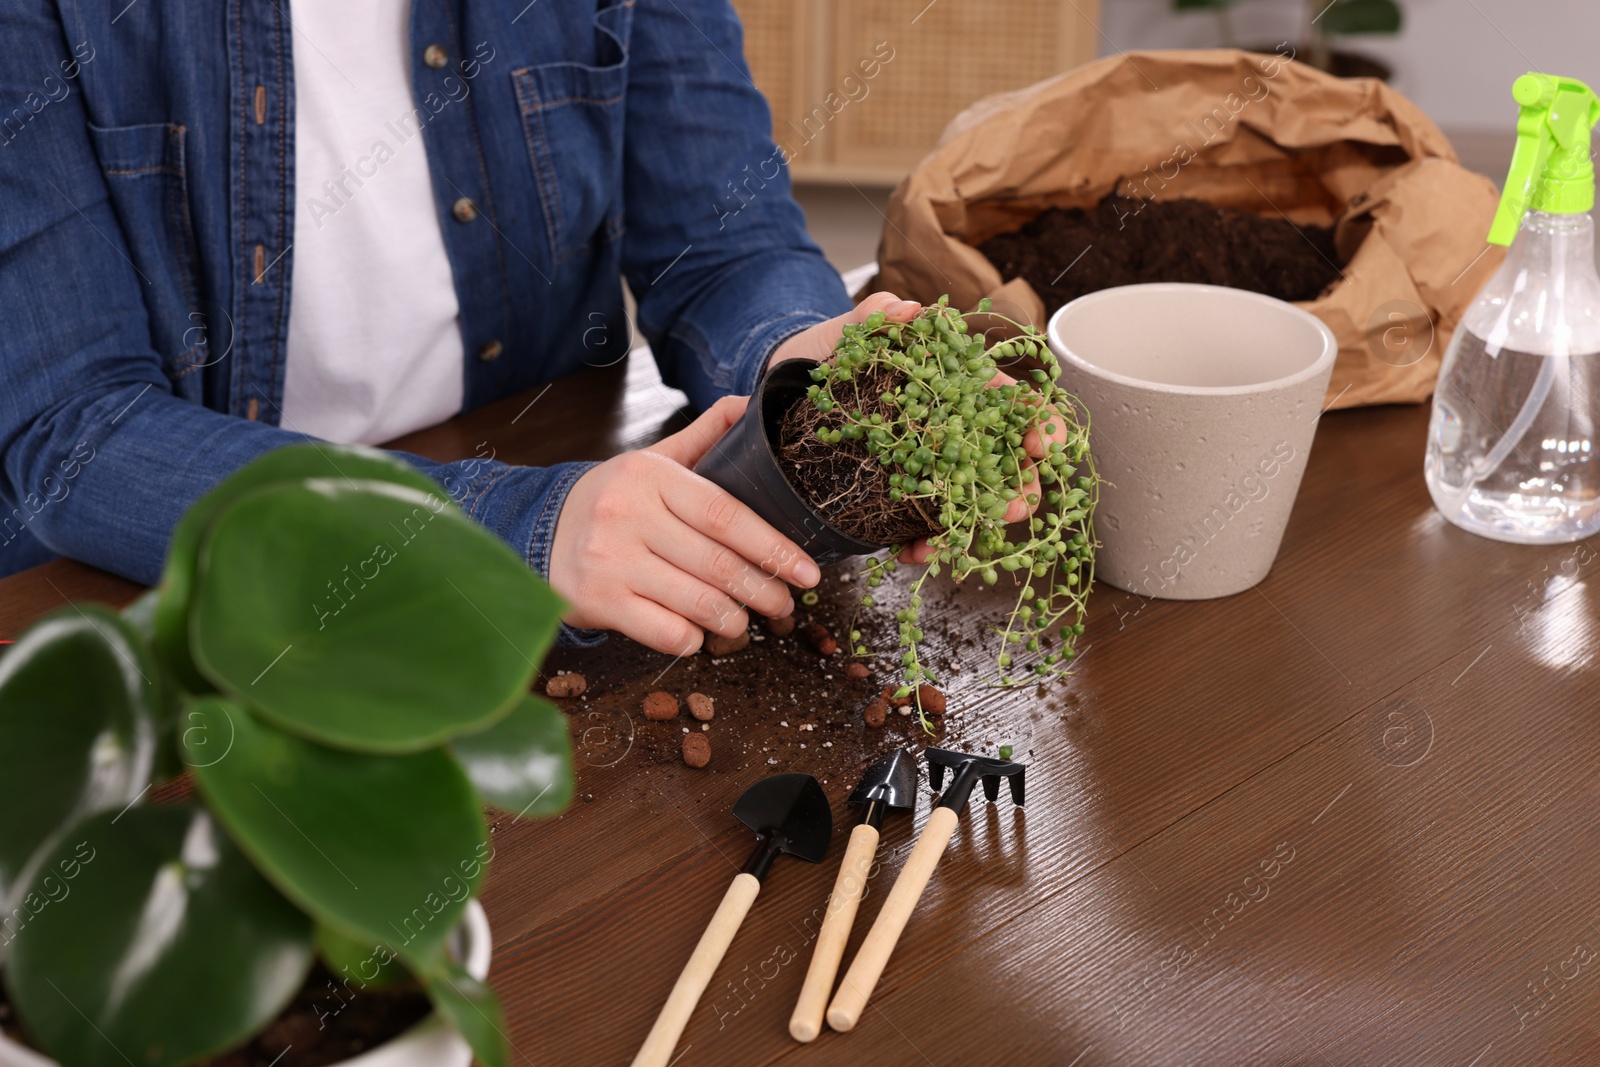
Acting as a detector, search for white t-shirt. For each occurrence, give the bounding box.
[281,0,464,445]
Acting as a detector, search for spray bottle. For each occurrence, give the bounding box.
[1425,72,1600,543]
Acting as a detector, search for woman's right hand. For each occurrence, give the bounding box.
[547,396,821,655]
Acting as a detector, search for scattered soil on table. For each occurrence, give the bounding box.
[978,192,1342,313]
[778,363,941,546]
[1,964,431,1067]
[687,692,716,721]
[533,560,1049,798]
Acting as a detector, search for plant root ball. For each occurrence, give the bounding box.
[863,701,889,728]
[682,732,712,768]
[765,613,797,637]
[803,623,838,656]
[778,362,940,545]
[917,685,947,716]
[845,663,870,680]
[704,629,751,656]
[642,691,679,721]
[687,692,716,721]
[544,672,587,698]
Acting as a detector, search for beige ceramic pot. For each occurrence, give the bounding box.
[1048,283,1338,600]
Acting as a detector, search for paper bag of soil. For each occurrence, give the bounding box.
[867,48,1505,408]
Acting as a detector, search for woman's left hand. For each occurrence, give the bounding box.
[767,290,1066,565]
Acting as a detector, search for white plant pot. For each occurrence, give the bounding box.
[1048,283,1338,600]
[0,900,491,1067]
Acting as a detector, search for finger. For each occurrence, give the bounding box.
[659,467,822,588]
[607,594,707,657]
[635,554,751,639]
[1003,459,1041,524]
[850,291,921,324]
[645,395,749,468]
[984,368,1065,458]
[898,540,934,565]
[1023,403,1069,458]
[649,521,795,619]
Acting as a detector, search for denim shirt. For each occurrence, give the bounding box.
[0,0,850,611]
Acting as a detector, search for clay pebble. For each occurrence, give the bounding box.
[803,623,838,656]
[544,673,587,698]
[642,691,679,721]
[687,692,716,721]
[682,732,711,768]
[704,629,751,656]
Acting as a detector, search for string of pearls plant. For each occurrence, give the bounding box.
[802,296,1099,728]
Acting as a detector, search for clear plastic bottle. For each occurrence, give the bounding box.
[1424,72,1600,544]
[1425,210,1600,543]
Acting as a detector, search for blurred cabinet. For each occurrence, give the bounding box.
[731,0,1101,184]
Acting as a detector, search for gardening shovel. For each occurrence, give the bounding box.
[789,749,919,1042]
[631,773,833,1067]
[825,747,1024,1032]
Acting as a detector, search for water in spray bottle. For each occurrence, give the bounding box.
[1425,73,1600,543]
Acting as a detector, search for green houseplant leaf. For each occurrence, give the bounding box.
[189,478,562,753]
[0,606,161,919]
[119,587,161,642]
[154,443,446,692]
[314,923,411,990]
[451,694,574,817]
[4,806,313,1067]
[1319,0,1402,35]
[422,962,509,1067]
[186,698,489,967]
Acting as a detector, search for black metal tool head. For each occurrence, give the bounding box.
[733,773,833,879]
[847,749,920,829]
[925,747,1026,815]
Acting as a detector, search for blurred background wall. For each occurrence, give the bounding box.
[1101,0,1598,133]
[725,0,1600,276]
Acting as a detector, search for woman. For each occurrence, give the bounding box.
[0,0,1040,652]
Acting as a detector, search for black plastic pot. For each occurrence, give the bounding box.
[693,359,886,567]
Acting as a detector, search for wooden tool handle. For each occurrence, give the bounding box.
[631,872,761,1067]
[826,805,960,1032]
[789,822,880,1042]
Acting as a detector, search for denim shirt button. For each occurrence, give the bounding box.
[477,339,503,362]
[423,44,449,69]
[451,197,478,223]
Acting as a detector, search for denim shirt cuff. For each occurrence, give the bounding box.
[461,459,609,649]
[731,310,831,397]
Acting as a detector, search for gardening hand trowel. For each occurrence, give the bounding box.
[788,749,919,1042]
[825,747,1024,1033]
[631,773,833,1067]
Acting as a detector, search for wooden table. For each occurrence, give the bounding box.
[3,351,1598,1067]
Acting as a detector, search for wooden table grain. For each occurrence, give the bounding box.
[3,351,1598,1067]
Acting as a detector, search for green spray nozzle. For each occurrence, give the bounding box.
[1488,73,1600,245]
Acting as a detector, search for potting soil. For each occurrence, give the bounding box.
[978,192,1342,314]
